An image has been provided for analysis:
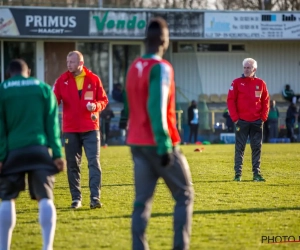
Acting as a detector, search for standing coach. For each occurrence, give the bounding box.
[53,51,108,209]
[227,58,270,182]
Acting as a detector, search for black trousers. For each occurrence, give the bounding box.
[234,119,263,176]
[263,120,269,143]
[64,131,101,201]
[101,122,110,144]
[286,122,295,142]
[189,124,199,143]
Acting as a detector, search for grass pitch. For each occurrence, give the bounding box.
[8,144,300,250]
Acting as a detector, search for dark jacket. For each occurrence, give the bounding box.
[100,107,114,124]
[286,104,297,124]
[223,108,234,128]
[119,109,128,129]
[188,105,197,125]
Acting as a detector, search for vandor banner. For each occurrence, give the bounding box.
[89,10,148,38]
[89,10,204,39]
[0,7,89,37]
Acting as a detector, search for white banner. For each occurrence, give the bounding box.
[0,9,20,36]
[205,12,300,39]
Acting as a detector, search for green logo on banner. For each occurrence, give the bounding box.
[93,11,146,31]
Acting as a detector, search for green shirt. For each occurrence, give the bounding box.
[0,75,62,161]
[268,106,279,120]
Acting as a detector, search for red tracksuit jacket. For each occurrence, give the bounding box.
[227,75,270,123]
[53,67,108,132]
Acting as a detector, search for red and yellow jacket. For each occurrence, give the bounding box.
[125,55,181,155]
[227,75,270,123]
[53,66,108,132]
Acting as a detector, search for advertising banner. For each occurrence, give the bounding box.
[89,10,147,38]
[89,10,204,39]
[150,11,204,38]
[0,8,89,37]
[205,12,300,39]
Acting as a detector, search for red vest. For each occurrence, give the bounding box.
[126,57,181,147]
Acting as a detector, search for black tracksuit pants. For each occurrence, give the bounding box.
[234,119,263,176]
[189,124,199,143]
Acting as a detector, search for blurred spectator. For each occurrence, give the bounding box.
[263,119,269,143]
[285,103,297,142]
[187,100,199,143]
[100,104,115,145]
[266,100,279,141]
[282,84,300,104]
[119,108,128,145]
[298,106,300,142]
[223,108,234,132]
[112,83,124,103]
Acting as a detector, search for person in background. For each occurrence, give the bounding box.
[282,84,300,104]
[187,100,199,143]
[227,57,270,182]
[267,100,280,141]
[223,107,234,132]
[285,103,297,142]
[125,17,194,250]
[119,108,128,145]
[100,104,115,146]
[112,83,124,103]
[263,118,270,143]
[0,59,65,250]
[53,50,108,209]
[298,107,300,142]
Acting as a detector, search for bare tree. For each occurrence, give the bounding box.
[1,0,10,5]
[275,0,300,9]
[215,0,244,10]
[188,0,209,9]
[214,0,300,10]
[242,0,274,10]
[1,0,299,9]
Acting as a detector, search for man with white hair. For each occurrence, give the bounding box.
[227,58,270,182]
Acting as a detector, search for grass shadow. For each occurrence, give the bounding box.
[149,206,300,217]
[53,206,300,220]
[193,180,254,183]
[102,183,134,187]
[194,206,300,215]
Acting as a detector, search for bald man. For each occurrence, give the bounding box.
[53,51,108,209]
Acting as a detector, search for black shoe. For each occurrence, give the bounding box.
[233,175,242,182]
[253,174,266,182]
[70,200,82,209]
[90,199,102,209]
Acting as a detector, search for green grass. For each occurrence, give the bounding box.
[8,144,300,250]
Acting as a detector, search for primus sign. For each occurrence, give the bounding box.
[25,15,76,34]
[5,8,89,37]
[90,11,147,37]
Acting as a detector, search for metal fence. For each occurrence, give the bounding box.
[59,109,297,145]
